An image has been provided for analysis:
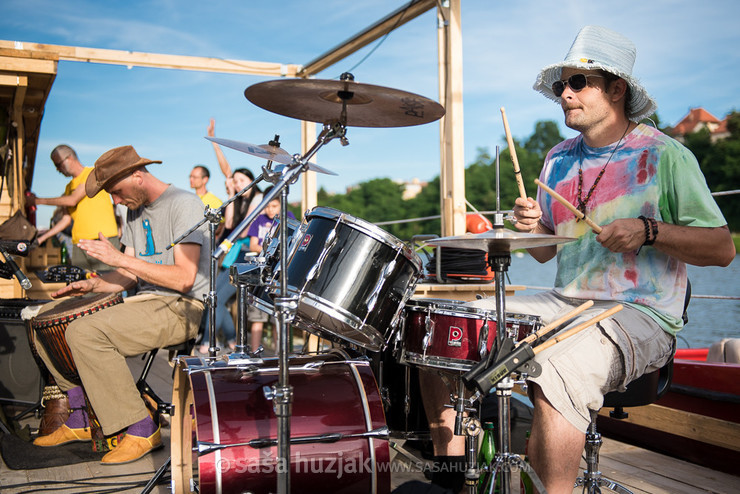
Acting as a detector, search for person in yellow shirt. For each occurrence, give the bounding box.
[30,145,120,272]
[189,165,223,209]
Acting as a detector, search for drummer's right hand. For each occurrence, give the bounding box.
[51,279,94,298]
[513,196,542,232]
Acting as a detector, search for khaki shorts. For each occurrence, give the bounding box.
[467,291,674,432]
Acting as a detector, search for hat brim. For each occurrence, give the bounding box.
[533,61,657,122]
[85,158,161,198]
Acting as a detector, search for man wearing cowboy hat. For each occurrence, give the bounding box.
[422,26,735,493]
[32,145,209,465]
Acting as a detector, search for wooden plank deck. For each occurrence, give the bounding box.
[2,349,739,493]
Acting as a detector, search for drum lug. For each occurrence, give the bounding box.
[305,227,337,283]
[421,311,435,358]
[366,259,397,313]
[478,319,491,359]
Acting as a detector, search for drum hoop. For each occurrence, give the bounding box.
[33,293,124,328]
[306,206,422,271]
[406,299,541,326]
[406,299,495,318]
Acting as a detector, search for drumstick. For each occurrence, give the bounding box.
[534,178,603,233]
[501,107,527,200]
[533,304,623,354]
[517,300,594,347]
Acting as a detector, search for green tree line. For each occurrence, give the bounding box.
[292,114,738,240]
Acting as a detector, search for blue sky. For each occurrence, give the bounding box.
[3,0,738,228]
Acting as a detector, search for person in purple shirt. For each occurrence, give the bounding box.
[246,188,295,350]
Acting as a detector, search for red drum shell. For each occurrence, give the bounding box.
[401,298,540,372]
[172,352,391,494]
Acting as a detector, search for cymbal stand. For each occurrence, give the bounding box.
[465,146,545,493]
[213,120,347,494]
[168,175,264,358]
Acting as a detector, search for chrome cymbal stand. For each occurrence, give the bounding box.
[212,121,347,494]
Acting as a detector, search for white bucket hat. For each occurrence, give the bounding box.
[533,25,657,122]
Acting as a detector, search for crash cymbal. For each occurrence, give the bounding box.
[244,75,445,128]
[205,137,337,176]
[425,228,575,252]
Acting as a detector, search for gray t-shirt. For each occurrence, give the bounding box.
[122,185,209,300]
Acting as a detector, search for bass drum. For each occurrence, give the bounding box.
[171,351,391,494]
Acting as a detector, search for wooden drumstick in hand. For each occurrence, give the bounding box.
[534,304,623,354]
[518,300,594,347]
[501,107,527,200]
[534,178,603,233]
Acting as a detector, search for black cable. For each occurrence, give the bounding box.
[335,0,413,79]
[4,470,170,493]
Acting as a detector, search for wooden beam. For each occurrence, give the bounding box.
[0,54,56,75]
[0,40,301,77]
[438,0,466,236]
[299,0,437,77]
[598,404,740,452]
[300,120,318,215]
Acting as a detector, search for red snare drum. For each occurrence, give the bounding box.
[171,351,391,494]
[400,299,540,372]
[30,292,124,384]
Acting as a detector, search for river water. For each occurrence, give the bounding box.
[505,253,740,349]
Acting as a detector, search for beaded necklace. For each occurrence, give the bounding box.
[576,123,631,219]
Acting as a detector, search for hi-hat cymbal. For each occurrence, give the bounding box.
[244,77,445,128]
[205,137,337,176]
[425,228,575,252]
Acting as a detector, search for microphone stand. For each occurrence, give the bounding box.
[169,177,264,358]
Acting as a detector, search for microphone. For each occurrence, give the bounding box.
[0,247,32,290]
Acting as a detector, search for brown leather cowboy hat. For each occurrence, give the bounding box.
[85,145,162,197]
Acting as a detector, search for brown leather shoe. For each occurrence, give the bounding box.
[33,424,92,447]
[100,427,162,465]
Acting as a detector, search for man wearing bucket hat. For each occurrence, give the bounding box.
[32,145,209,465]
[422,26,735,494]
[486,25,733,493]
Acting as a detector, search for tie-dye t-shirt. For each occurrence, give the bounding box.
[537,124,726,334]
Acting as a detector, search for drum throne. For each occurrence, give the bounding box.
[575,281,690,494]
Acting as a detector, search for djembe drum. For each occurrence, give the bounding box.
[26,292,124,451]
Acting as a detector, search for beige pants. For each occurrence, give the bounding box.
[35,293,203,435]
[467,291,675,432]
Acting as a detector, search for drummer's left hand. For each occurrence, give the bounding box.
[596,218,646,253]
[77,233,125,268]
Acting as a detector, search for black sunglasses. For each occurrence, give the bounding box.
[551,74,604,97]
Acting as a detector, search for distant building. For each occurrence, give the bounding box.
[398,177,427,200]
[668,108,730,143]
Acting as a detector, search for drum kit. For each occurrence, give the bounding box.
[156,72,586,494]
[155,71,585,494]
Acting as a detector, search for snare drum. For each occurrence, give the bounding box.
[171,351,390,494]
[30,292,124,384]
[273,207,422,351]
[401,299,540,372]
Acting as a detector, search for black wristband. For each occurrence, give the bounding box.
[638,215,651,246]
[646,217,658,245]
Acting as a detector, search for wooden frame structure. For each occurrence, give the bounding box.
[0,0,467,295]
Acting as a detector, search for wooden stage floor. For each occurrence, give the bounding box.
[1,350,738,493]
